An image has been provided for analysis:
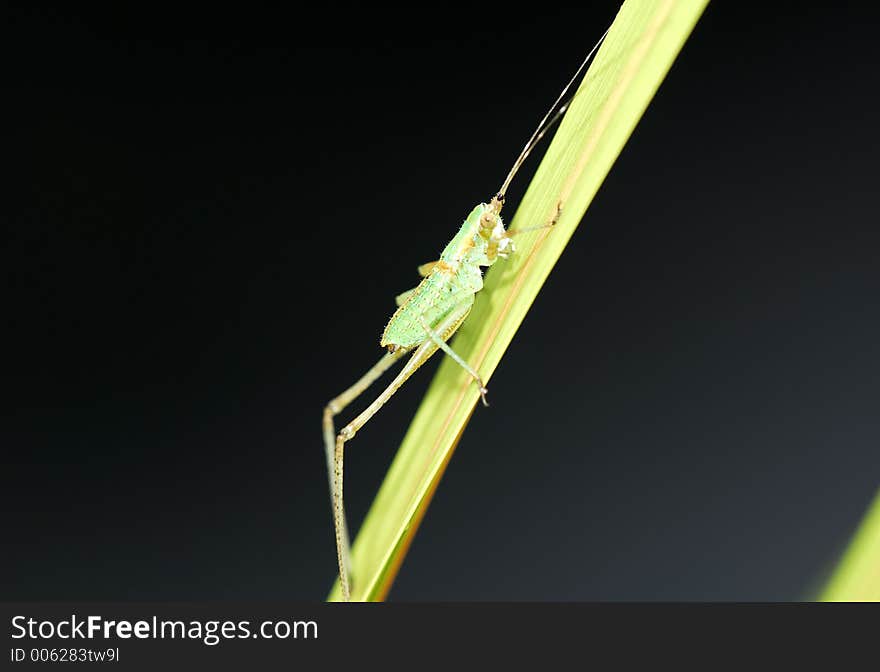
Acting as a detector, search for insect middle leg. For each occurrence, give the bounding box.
[418,313,488,406]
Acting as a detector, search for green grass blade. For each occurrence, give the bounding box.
[329,0,709,601]
[821,490,880,601]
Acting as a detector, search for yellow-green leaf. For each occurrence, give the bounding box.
[822,490,880,601]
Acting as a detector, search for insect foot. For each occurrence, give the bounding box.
[497,236,515,259]
[478,383,489,407]
[551,200,563,226]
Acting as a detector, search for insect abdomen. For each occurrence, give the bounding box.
[381,274,463,349]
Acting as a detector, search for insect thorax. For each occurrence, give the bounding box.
[440,201,512,270]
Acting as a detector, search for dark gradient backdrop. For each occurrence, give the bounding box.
[4,5,879,600]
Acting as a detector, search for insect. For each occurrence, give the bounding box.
[323,31,609,601]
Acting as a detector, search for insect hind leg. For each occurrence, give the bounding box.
[327,303,481,600]
[323,349,405,600]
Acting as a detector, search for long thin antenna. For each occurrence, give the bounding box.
[496,26,610,201]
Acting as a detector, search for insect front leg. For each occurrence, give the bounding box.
[506,200,563,237]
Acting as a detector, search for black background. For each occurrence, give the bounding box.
[4,4,879,600]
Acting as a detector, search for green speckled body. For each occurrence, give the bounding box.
[381,203,506,350]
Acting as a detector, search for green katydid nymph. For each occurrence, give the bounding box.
[323,30,609,601]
